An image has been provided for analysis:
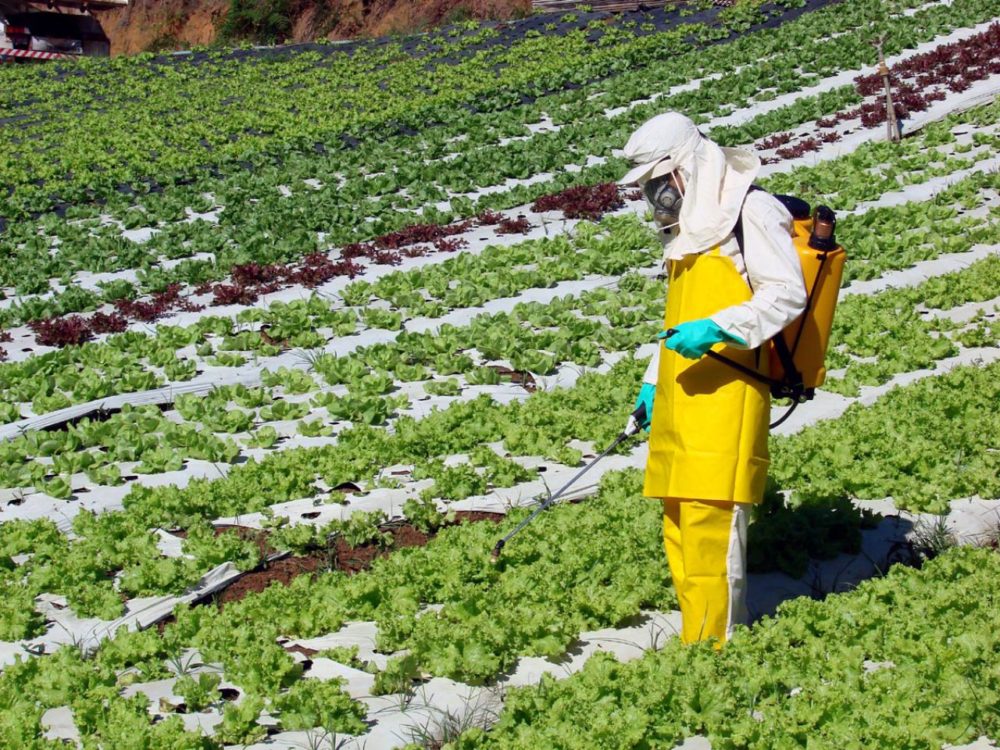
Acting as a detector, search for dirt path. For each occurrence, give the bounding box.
[93,0,531,56]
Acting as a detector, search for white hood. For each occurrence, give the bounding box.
[620,111,760,260]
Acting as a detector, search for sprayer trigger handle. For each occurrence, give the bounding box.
[624,402,647,437]
[632,402,647,424]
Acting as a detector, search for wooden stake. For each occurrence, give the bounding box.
[875,36,901,142]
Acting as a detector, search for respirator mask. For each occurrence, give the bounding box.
[643,171,684,231]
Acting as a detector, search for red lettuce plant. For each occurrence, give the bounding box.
[496,216,533,235]
[212,284,259,306]
[531,182,624,220]
[89,312,128,334]
[475,209,505,225]
[115,283,202,321]
[30,316,93,347]
[434,238,467,252]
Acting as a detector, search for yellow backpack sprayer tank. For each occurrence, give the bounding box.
[769,204,845,391]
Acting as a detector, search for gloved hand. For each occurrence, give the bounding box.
[627,382,656,434]
[658,319,746,360]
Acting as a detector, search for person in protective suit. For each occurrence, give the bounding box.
[619,112,807,645]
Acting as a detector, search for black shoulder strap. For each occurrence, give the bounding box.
[733,184,762,263]
[733,184,764,292]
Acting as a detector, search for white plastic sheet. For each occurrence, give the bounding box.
[0,562,242,669]
[841,243,1000,299]
[499,610,682,688]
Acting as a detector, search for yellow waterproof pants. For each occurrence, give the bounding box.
[645,247,769,645]
[662,497,749,645]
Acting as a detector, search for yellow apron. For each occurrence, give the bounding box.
[643,247,770,505]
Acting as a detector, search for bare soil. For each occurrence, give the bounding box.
[187,510,504,611]
[93,0,531,56]
[215,554,326,606]
[489,364,537,392]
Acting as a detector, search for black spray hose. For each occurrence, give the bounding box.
[490,402,647,562]
[768,398,801,429]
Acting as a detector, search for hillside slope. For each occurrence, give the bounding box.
[93,0,530,56]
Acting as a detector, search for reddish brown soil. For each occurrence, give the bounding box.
[489,365,537,392]
[193,510,504,610]
[94,0,227,56]
[333,522,430,573]
[213,554,326,606]
[93,0,531,56]
[285,643,320,658]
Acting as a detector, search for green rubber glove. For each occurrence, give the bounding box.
[658,319,746,360]
[633,382,656,431]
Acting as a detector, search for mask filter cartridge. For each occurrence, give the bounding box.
[644,173,683,228]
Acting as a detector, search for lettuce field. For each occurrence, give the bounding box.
[1,0,1000,747]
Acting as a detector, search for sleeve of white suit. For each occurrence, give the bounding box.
[709,191,808,350]
[642,346,660,385]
